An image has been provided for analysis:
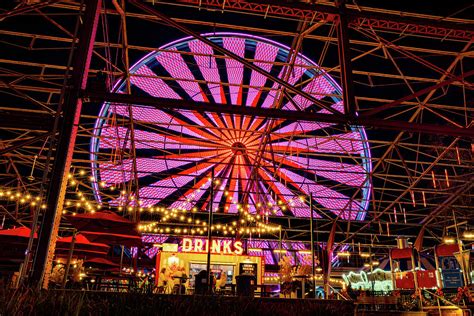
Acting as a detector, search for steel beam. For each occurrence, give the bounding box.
[361,69,474,118]
[168,0,474,40]
[30,0,102,288]
[420,179,474,226]
[83,91,474,138]
[335,0,356,116]
[129,0,341,116]
[0,1,61,21]
[0,132,54,156]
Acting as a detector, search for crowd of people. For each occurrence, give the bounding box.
[156,267,229,294]
[157,266,188,294]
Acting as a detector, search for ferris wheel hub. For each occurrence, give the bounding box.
[231,142,247,155]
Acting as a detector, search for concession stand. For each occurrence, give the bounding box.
[156,237,264,291]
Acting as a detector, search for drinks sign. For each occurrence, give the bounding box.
[181,238,243,255]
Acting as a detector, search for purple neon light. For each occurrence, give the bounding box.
[92,33,371,220]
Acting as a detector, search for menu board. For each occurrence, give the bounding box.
[239,262,257,276]
[442,270,464,288]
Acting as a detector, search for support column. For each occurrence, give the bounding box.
[336,0,356,116]
[206,168,214,293]
[30,0,102,288]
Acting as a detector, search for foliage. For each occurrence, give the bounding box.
[0,286,354,316]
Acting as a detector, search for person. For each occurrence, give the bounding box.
[210,272,216,292]
[217,271,227,291]
[157,268,167,293]
[172,266,187,294]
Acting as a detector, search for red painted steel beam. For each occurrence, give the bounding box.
[83,90,474,138]
[31,0,102,288]
[169,0,474,40]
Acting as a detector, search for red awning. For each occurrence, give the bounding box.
[435,244,459,257]
[0,227,37,248]
[391,248,413,259]
[85,257,119,267]
[57,234,110,253]
[82,231,142,247]
[65,211,138,235]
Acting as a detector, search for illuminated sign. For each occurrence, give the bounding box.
[342,269,393,292]
[162,243,178,252]
[181,238,243,255]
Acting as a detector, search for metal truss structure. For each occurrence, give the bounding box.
[0,0,472,280]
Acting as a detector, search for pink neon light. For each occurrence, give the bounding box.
[100,157,202,187]
[222,37,245,104]
[110,104,204,139]
[132,66,180,99]
[93,33,371,220]
[271,131,363,155]
[247,42,279,106]
[278,154,366,187]
[155,49,204,101]
[188,40,223,104]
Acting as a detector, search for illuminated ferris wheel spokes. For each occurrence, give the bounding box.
[91,33,371,221]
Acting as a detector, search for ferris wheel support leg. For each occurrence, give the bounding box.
[29,0,102,289]
[335,0,357,117]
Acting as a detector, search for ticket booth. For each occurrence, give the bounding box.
[435,244,464,289]
[390,247,437,290]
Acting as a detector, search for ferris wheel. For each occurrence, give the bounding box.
[90,33,371,221]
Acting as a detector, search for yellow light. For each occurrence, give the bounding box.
[298,250,312,255]
[337,251,351,257]
[79,170,85,176]
[273,249,286,254]
[360,253,371,258]
[248,248,262,252]
[462,230,474,240]
[443,236,456,244]
[371,260,380,266]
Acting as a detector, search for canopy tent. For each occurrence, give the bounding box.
[65,211,138,235]
[0,226,36,242]
[82,231,142,247]
[56,234,110,253]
